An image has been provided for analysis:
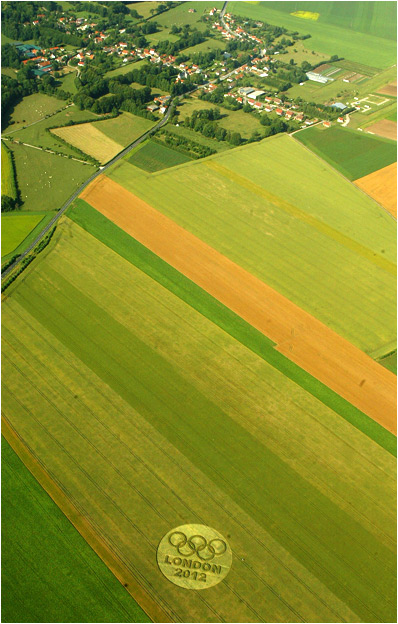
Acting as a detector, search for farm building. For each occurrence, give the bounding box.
[249,90,265,99]
[332,102,347,111]
[306,71,333,84]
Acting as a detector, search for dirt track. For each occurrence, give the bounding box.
[80,176,397,434]
[355,163,397,218]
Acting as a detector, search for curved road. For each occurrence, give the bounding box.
[2,102,175,280]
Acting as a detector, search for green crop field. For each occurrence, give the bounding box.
[2,216,396,622]
[228,1,397,68]
[10,143,95,212]
[2,437,150,623]
[3,93,65,133]
[1,212,46,257]
[128,140,192,171]
[108,134,396,355]
[296,125,397,179]
[6,106,99,157]
[1,141,17,199]
[94,112,156,146]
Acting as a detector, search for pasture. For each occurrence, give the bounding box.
[10,143,95,211]
[3,93,65,133]
[108,134,396,355]
[1,437,151,623]
[1,212,46,257]
[128,140,192,171]
[354,163,397,218]
[7,105,99,157]
[105,59,148,78]
[1,141,17,198]
[228,1,397,67]
[2,216,396,622]
[296,125,397,179]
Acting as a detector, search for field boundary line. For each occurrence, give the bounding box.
[77,181,397,437]
[1,416,173,624]
[290,132,397,221]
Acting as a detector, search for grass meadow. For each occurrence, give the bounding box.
[1,437,150,623]
[2,216,395,622]
[108,134,396,355]
[296,125,397,179]
[1,212,47,258]
[10,143,95,211]
[228,1,397,67]
[4,93,65,133]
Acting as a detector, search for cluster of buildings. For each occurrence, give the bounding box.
[223,87,321,126]
[212,12,264,45]
[147,94,171,115]
[17,43,68,76]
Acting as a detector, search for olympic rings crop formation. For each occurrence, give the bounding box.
[168,531,227,561]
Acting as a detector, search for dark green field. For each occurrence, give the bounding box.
[128,140,192,172]
[295,125,397,180]
[379,351,398,374]
[1,437,150,623]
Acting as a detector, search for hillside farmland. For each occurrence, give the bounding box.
[228,1,397,67]
[107,134,396,355]
[2,217,396,623]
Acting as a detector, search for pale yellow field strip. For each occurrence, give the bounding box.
[51,123,123,164]
[80,176,397,434]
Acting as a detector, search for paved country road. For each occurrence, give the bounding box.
[2,102,175,281]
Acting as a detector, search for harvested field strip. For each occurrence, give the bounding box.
[51,124,123,164]
[109,136,396,356]
[69,200,396,454]
[2,222,396,622]
[206,160,395,276]
[354,163,397,218]
[80,177,397,435]
[367,120,397,141]
[1,430,151,623]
